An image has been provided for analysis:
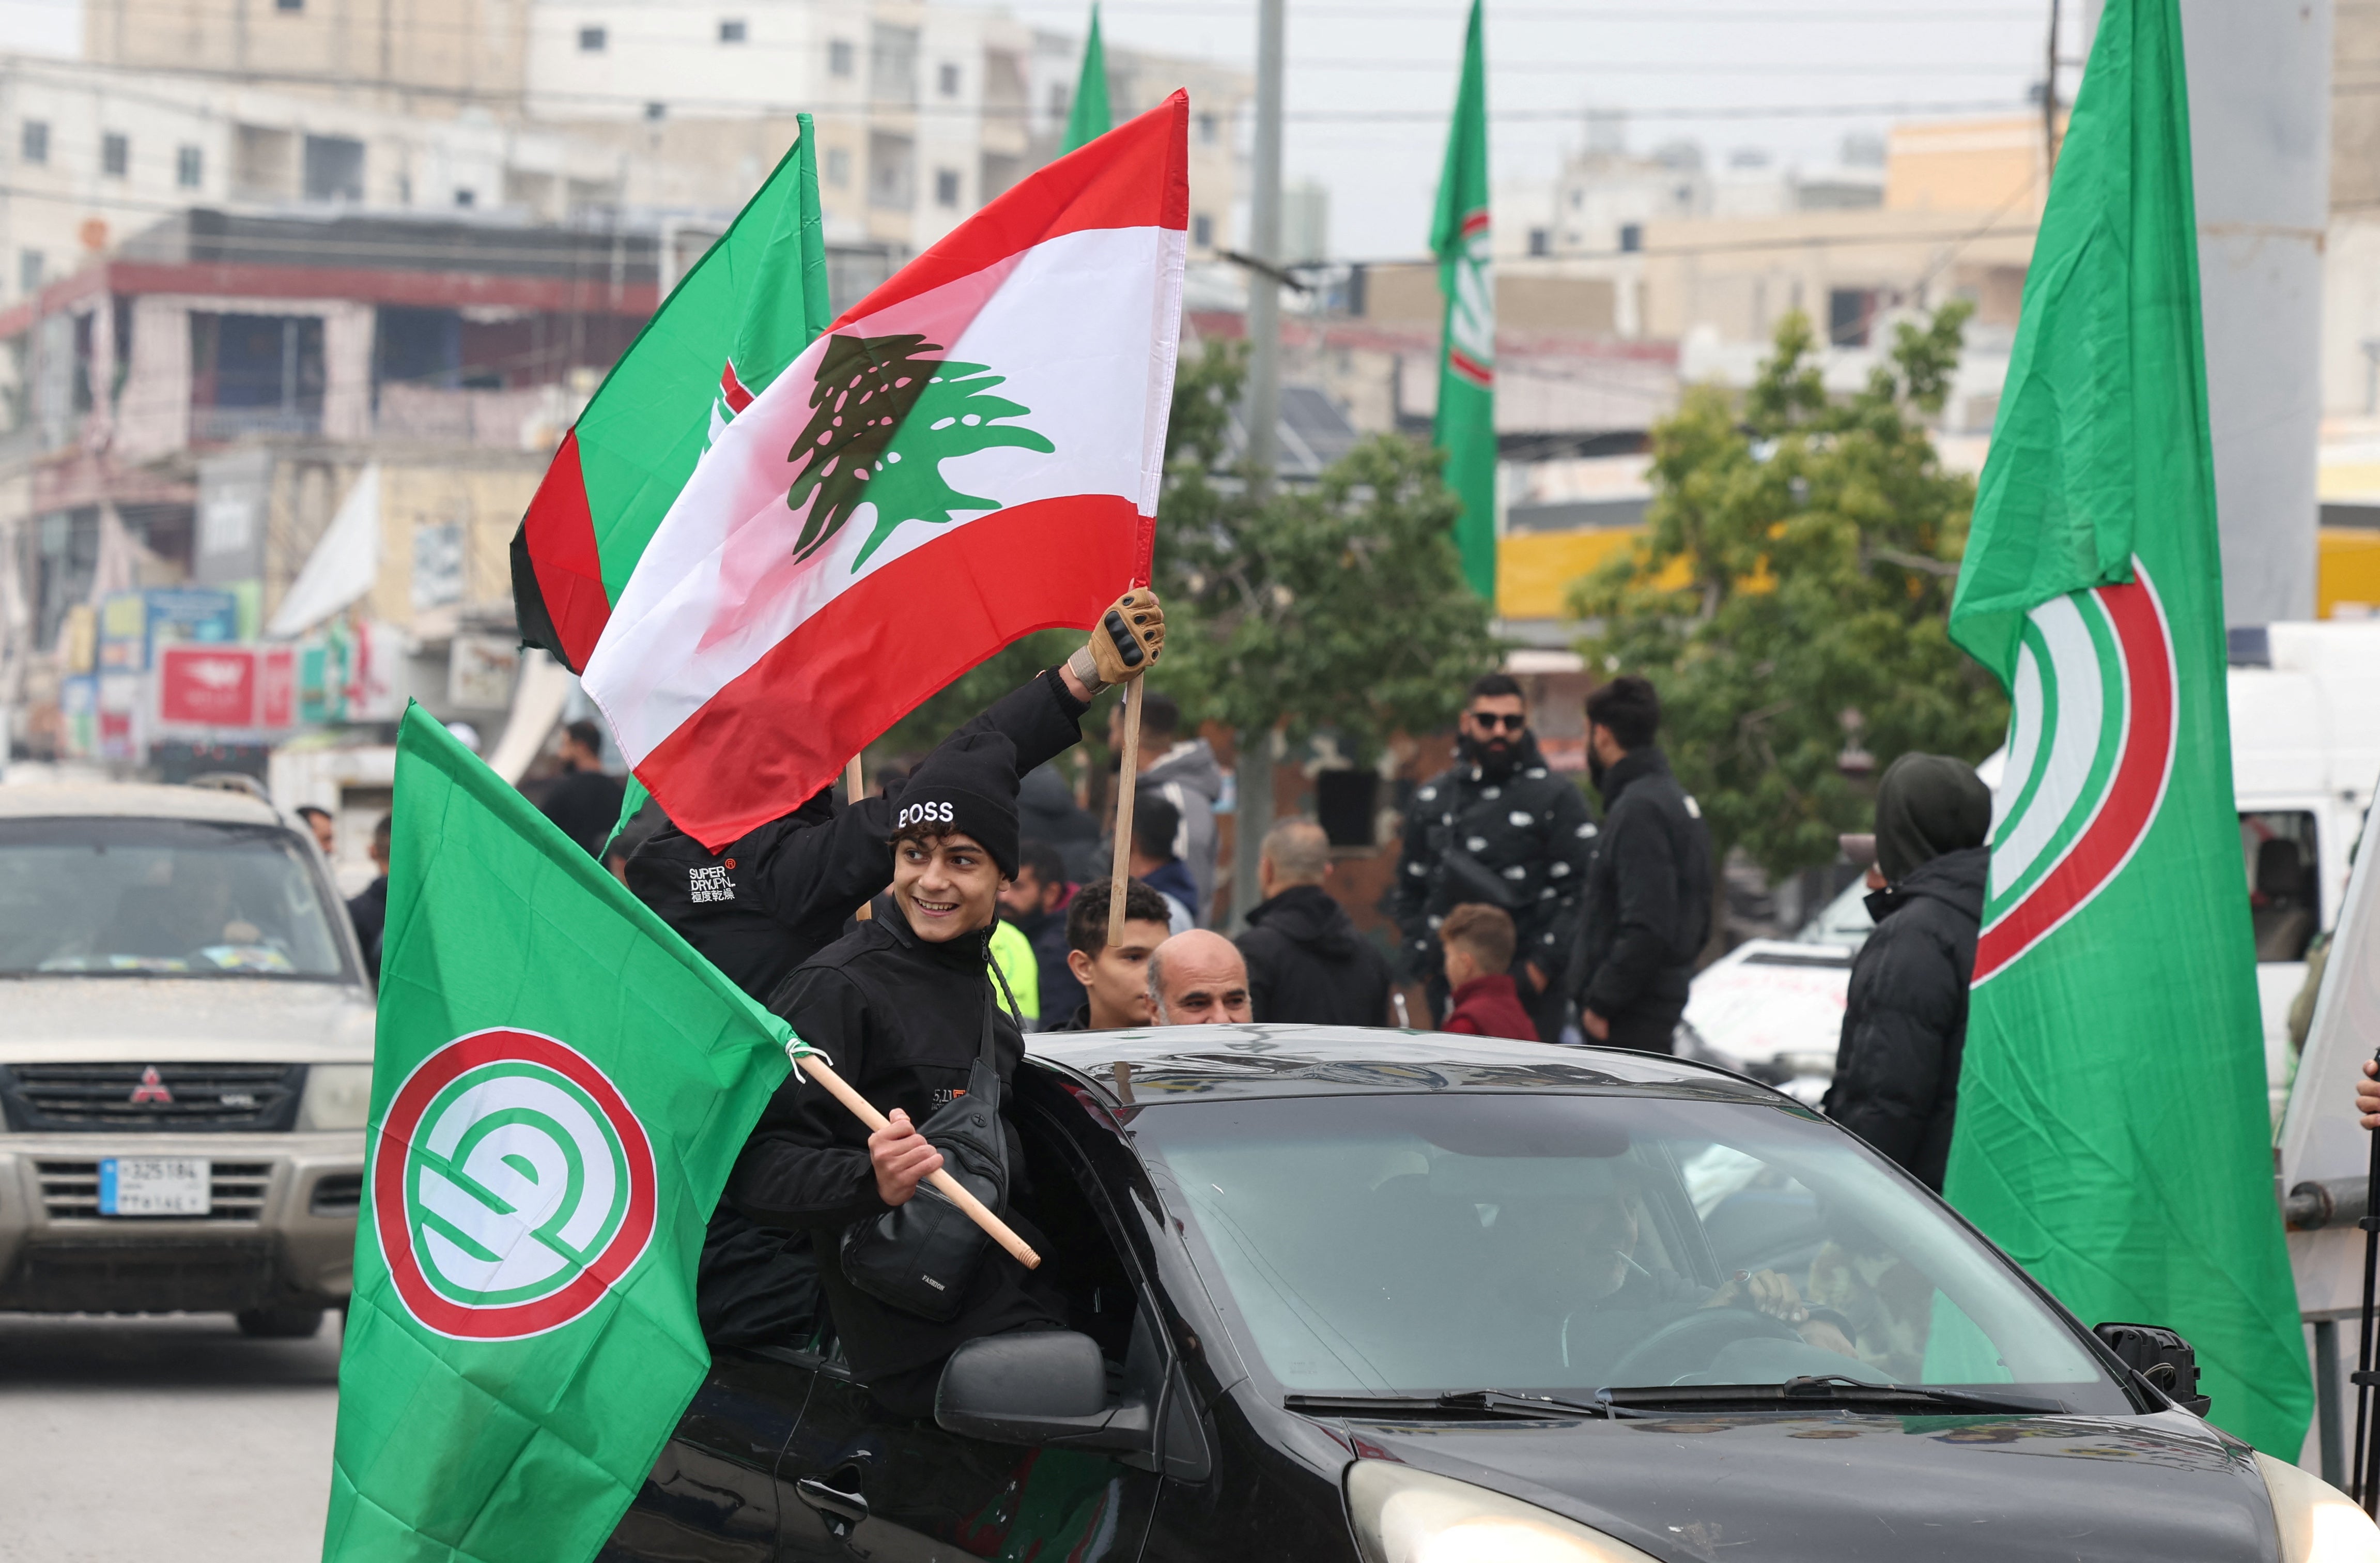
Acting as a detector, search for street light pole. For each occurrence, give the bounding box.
[1232,0,1285,929]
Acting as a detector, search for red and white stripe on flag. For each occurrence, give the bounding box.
[585,93,1190,850]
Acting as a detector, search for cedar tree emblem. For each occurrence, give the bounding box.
[784,333,1055,570]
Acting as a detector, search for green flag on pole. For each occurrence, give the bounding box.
[515,114,833,675]
[1430,0,1495,600]
[1943,0,2308,1455]
[323,706,798,1563]
[1060,5,1112,154]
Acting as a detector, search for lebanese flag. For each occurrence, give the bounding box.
[583,94,1188,850]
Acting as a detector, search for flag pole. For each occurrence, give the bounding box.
[845,753,872,919]
[794,1052,1041,1268]
[1106,680,1144,946]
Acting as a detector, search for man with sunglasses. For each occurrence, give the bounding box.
[1392,672,1596,1041]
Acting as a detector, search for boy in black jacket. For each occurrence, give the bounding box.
[631,591,1164,1347]
[731,732,1062,1415]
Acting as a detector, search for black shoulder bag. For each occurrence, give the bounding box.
[837,968,1019,1323]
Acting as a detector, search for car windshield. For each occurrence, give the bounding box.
[0,817,350,979]
[1135,1092,2128,1413]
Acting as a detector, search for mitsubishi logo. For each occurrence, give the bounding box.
[130,1066,173,1105]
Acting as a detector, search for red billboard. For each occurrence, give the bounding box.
[158,646,257,727]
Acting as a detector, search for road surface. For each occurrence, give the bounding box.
[0,1312,339,1563]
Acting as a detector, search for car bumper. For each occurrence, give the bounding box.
[0,1132,365,1313]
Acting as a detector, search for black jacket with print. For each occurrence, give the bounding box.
[624,668,1088,1001]
[730,897,1049,1381]
[1388,733,1598,985]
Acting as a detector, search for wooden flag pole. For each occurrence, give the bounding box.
[795,1052,1041,1269]
[1106,680,1145,946]
[845,753,871,920]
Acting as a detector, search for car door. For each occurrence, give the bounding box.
[599,1345,816,1563]
[774,1101,1168,1562]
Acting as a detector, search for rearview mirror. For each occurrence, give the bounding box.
[935,1330,1153,1451]
[2094,1322,2212,1416]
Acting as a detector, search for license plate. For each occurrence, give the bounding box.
[99,1157,211,1217]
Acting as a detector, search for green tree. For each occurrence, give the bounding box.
[1570,303,2008,878]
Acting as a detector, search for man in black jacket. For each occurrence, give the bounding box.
[1392,672,1597,1041]
[1569,677,1713,1054]
[627,591,1164,1346]
[538,719,627,855]
[1821,754,1991,1191]
[1239,817,1393,1025]
[731,732,1064,1415]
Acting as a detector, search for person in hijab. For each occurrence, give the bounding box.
[1820,754,1993,1191]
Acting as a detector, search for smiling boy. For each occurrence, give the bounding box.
[727,731,1067,1414]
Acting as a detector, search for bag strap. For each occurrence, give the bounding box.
[984,942,1025,1066]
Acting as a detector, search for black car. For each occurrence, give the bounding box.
[602,1028,2361,1563]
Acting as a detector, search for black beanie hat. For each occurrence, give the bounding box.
[889,730,1021,878]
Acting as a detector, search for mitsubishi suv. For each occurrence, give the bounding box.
[0,781,375,1336]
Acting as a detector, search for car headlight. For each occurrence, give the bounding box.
[298,1064,375,1131]
[2257,1453,2380,1562]
[1347,1461,1659,1563]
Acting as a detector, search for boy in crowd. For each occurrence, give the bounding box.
[729,733,1062,1414]
[1046,879,1174,1031]
[1439,903,1539,1041]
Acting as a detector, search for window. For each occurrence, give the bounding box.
[453,187,476,208]
[868,131,913,209]
[18,250,42,295]
[1527,226,1550,257]
[1191,212,1213,248]
[1569,189,1584,210]
[301,134,364,203]
[1049,83,1070,119]
[869,23,919,104]
[188,312,326,440]
[826,146,852,187]
[644,100,666,121]
[828,38,855,76]
[934,167,960,207]
[2242,811,2321,962]
[275,0,302,11]
[578,25,605,52]
[21,120,49,165]
[718,17,745,42]
[1827,287,1878,347]
[938,61,961,97]
[177,144,203,189]
[1618,222,1642,253]
[102,133,129,178]
[1197,112,1218,146]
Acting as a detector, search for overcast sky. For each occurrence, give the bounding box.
[0,0,2075,258]
[965,0,2073,258]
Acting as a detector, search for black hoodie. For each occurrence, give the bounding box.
[1237,883,1395,1026]
[1821,845,1987,1192]
[732,894,1053,1383]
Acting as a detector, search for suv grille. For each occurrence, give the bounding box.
[37,1160,275,1221]
[0,1063,305,1132]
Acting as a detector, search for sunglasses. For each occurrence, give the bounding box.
[1469,712,1527,732]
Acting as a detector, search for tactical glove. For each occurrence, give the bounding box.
[1068,589,1165,689]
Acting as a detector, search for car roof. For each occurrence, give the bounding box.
[0,782,286,828]
[1026,1024,1794,1108]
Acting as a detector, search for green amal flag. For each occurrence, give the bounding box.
[323,706,797,1563]
[1430,0,1495,600]
[515,115,832,673]
[1943,0,2308,1454]
[1060,5,1111,154]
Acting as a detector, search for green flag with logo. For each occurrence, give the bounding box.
[1060,5,1112,154]
[1942,0,2307,1454]
[1431,0,1495,600]
[323,705,797,1562]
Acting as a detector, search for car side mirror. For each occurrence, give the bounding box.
[935,1330,1154,1451]
[2094,1322,2212,1417]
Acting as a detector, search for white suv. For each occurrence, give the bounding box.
[0,781,374,1336]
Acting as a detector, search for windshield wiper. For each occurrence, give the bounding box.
[1284,1389,1641,1421]
[1595,1375,2063,1416]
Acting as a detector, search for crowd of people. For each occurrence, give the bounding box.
[322,585,2004,1400]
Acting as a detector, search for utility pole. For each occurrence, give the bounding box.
[2042,0,2064,175]
[1231,0,1286,930]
